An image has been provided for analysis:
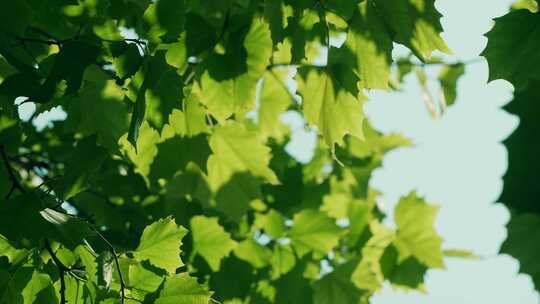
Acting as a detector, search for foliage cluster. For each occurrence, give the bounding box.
[0,0,526,303]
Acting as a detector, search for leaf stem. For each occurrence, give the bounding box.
[88,226,126,304]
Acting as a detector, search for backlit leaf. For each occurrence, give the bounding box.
[289,209,341,257]
[191,216,237,271]
[134,216,188,273]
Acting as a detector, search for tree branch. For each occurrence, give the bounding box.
[28,26,60,41]
[16,36,61,45]
[43,205,127,304]
[13,29,149,55]
[0,145,25,199]
[44,239,67,304]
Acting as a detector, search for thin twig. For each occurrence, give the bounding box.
[89,226,126,304]
[217,9,231,45]
[0,145,25,199]
[28,27,59,40]
[14,30,149,55]
[44,239,67,304]
[16,37,61,45]
[268,58,483,71]
[416,57,484,67]
[267,63,325,70]
[10,154,52,170]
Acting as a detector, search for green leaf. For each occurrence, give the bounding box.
[1,268,57,304]
[0,1,460,301]
[128,262,165,301]
[183,12,219,56]
[274,262,314,304]
[321,193,350,220]
[208,122,279,189]
[142,0,185,43]
[254,209,287,239]
[39,208,92,249]
[0,1,33,35]
[127,78,148,149]
[0,270,9,299]
[289,209,341,257]
[63,66,129,151]
[511,0,538,12]
[373,0,450,60]
[126,134,203,193]
[345,1,393,89]
[213,172,262,221]
[393,192,444,268]
[265,0,288,43]
[165,163,211,203]
[134,216,188,273]
[155,273,213,304]
[313,260,366,304]
[208,255,255,301]
[497,82,540,292]
[296,68,365,149]
[190,216,237,271]
[39,40,102,100]
[234,239,272,268]
[501,82,540,213]
[75,245,99,284]
[121,121,161,185]
[143,51,185,130]
[320,169,365,218]
[127,51,185,145]
[347,122,411,160]
[270,244,296,280]
[0,195,56,248]
[482,9,540,90]
[0,193,91,249]
[161,98,208,138]
[51,136,108,199]
[380,245,428,290]
[351,221,395,291]
[0,235,28,265]
[325,0,356,20]
[165,33,188,72]
[112,42,143,80]
[285,9,320,63]
[347,200,376,246]
[501,213,540,289]
[438,63,465,106]
[149,134,210,184]
[193,18,272,121]
[259,69,293,141]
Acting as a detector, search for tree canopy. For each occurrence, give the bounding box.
[0,0,538,303]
